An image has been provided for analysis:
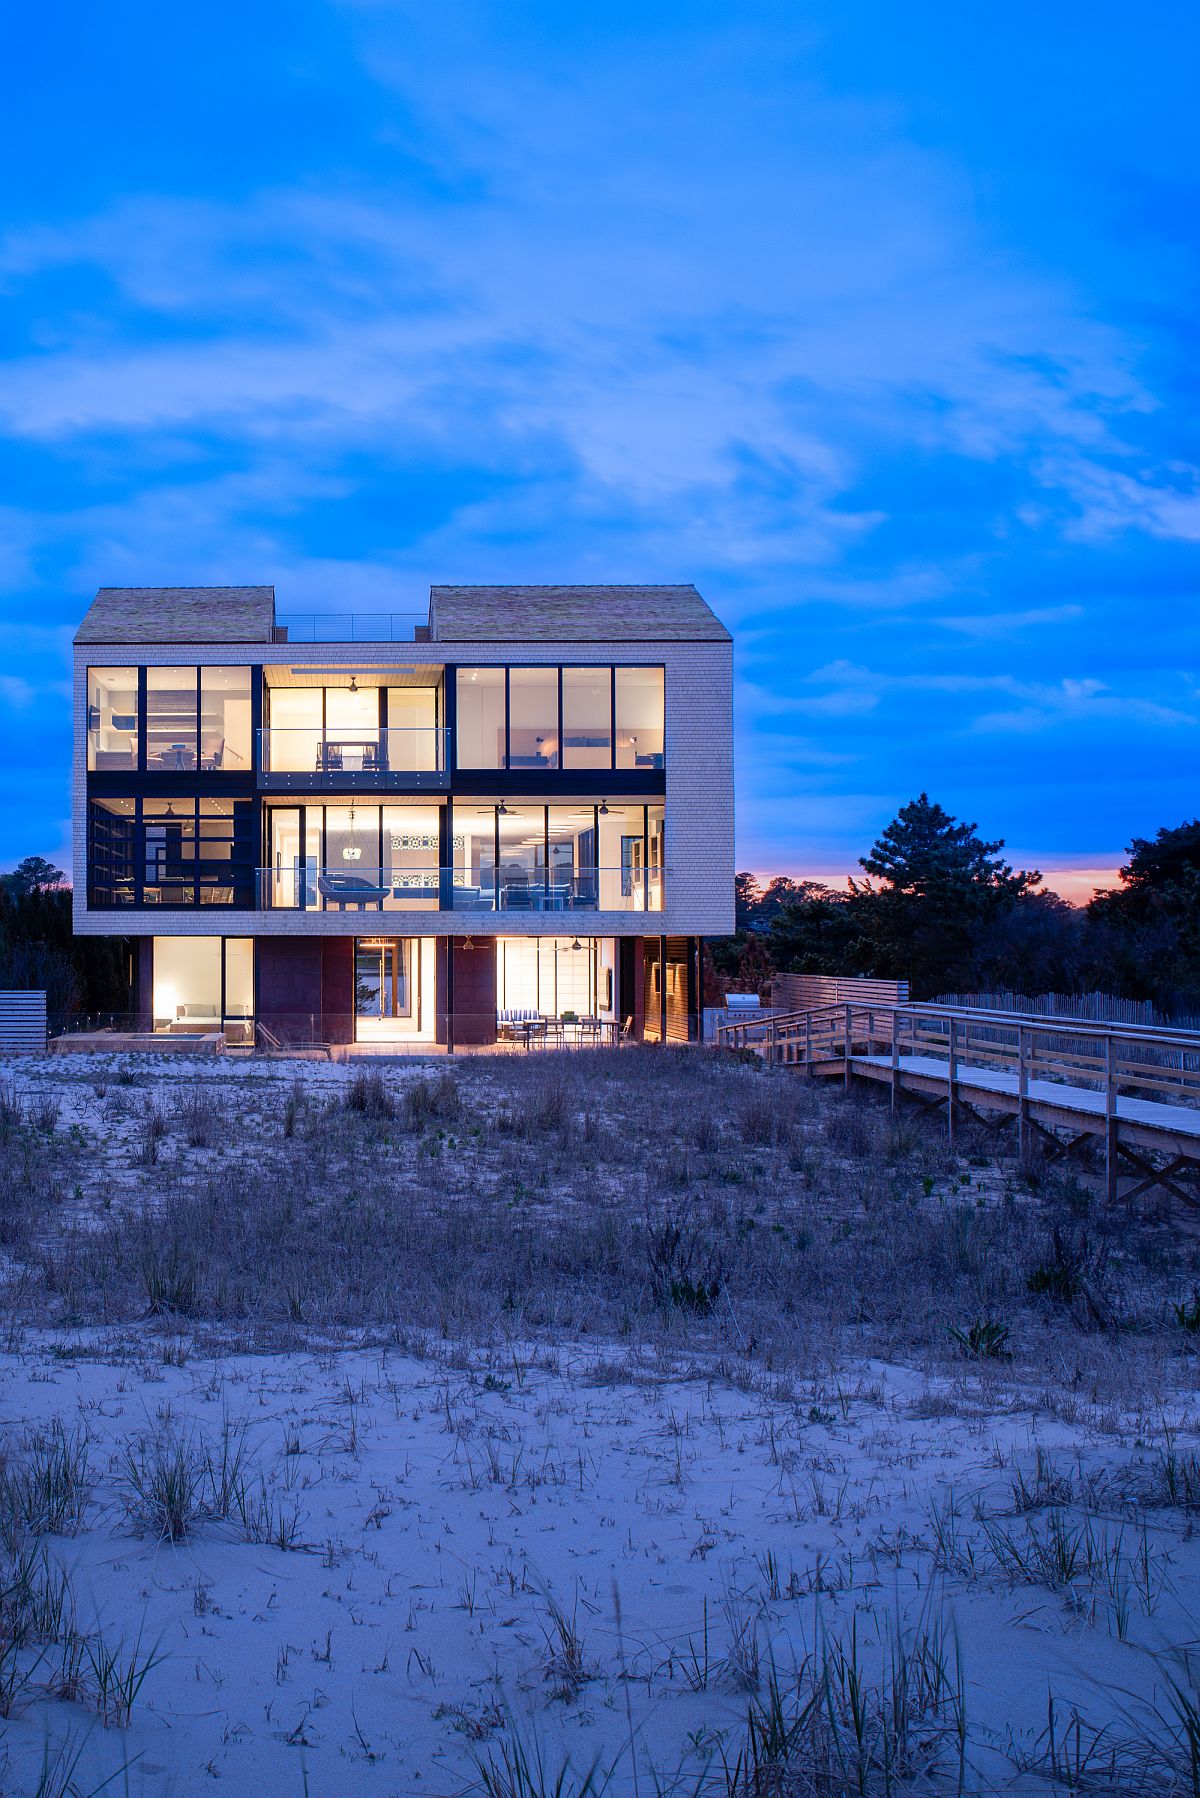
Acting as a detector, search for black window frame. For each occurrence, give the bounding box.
[453,663,665,775]
[87,795,257,909]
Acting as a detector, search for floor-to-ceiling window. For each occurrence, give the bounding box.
[264,801,442,911]
[454,664,663,773]
[449,803,663,912]
[86,668,138,770]
[90,797,254,908]
[615,667,664,768]
[561,668,612,769]
[456,668,506,768]
[495,937,610,1019]
[200,666,253,770]
[508,667,559,768]
[151,936,254,1039]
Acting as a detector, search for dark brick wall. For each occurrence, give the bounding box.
[321,938,354,1045]
[452,938,496,1045]
[256,937,323,1043]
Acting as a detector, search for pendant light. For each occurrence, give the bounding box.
[343,804,363,862]
[349,675,359,694]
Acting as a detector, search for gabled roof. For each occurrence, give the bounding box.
[74,586,277,646]
[429,584,728,643]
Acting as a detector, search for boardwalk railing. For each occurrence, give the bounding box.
[714,1000,1200,1205]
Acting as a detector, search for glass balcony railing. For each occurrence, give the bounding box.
[274,613,429,643]
[257,866,665,913]
[257,728,450,789]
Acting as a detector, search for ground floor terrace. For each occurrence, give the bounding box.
[118,932,702,1050]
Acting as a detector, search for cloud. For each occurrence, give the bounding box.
[0,2,1194,876]
[933,603,1084,638]
[1039,457,1200,543]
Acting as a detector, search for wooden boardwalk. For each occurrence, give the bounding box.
[715,1001,1200,1206]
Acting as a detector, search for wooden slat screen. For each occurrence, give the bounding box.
[0,990,47,1052]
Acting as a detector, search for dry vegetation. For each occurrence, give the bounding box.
[2,1046,1200,1794]
[0,1046,1195,1375]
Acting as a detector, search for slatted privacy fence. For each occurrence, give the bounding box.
[770,973,909,1011]
[934,990,1200,1033]
[0,990,48,1052]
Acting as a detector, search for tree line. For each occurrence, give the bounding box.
[0,857,129,1019]
[3,801,1198,1023]
[711,794,1200,1014]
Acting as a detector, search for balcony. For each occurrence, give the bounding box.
[273,613,429,643]
[258,866,665,913]
[257,728,450,791]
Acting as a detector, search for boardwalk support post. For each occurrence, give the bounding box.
[844,1003,852,1091]
[1105,1035,1119,1202]
[805,1010,812,1076]
[890,1010,900,1116]
[947,1016,958,1149]
[1017,1025,1030,1163]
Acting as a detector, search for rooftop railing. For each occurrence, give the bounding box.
[273,613,430,643]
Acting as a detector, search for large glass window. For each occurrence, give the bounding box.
[383,803,440,909]
[498,806,545,910]
[598,803,652,911]
[496,937,598,1018]
[87,797,137,904]
[153,936,220,1033]
[456,668,506,769]
[325,684,379,741]
[89,798,253,908]
[152,937,253,1041]
[198,797,254,906]
[507,668,558,769]
[200,667,252,771]
[143,798,196,905]
[387,687,439,772]
[265,802,443,911]
[267,806,303,910]
[224,938,255,1045]
[453,804,498,910]
[615,667,664,769]
[146,667,198,770]
[447,804,662,913]
[321,803,386,909]
[562,668,612,768]
[548,804,597,907]
[647,804,665,910]
[87,668,138,770]
[266,688,323,775]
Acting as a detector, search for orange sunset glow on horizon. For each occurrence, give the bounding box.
[757,867,1123,907]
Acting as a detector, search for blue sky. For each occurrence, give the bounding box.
[1,0,1196,893]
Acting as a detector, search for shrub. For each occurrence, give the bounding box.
[403,1072,461,1131]
[174,1088,222,1149]
[947,1319,1011,1360]
[117,1430,206,1542]
[344,1069,395,1119]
